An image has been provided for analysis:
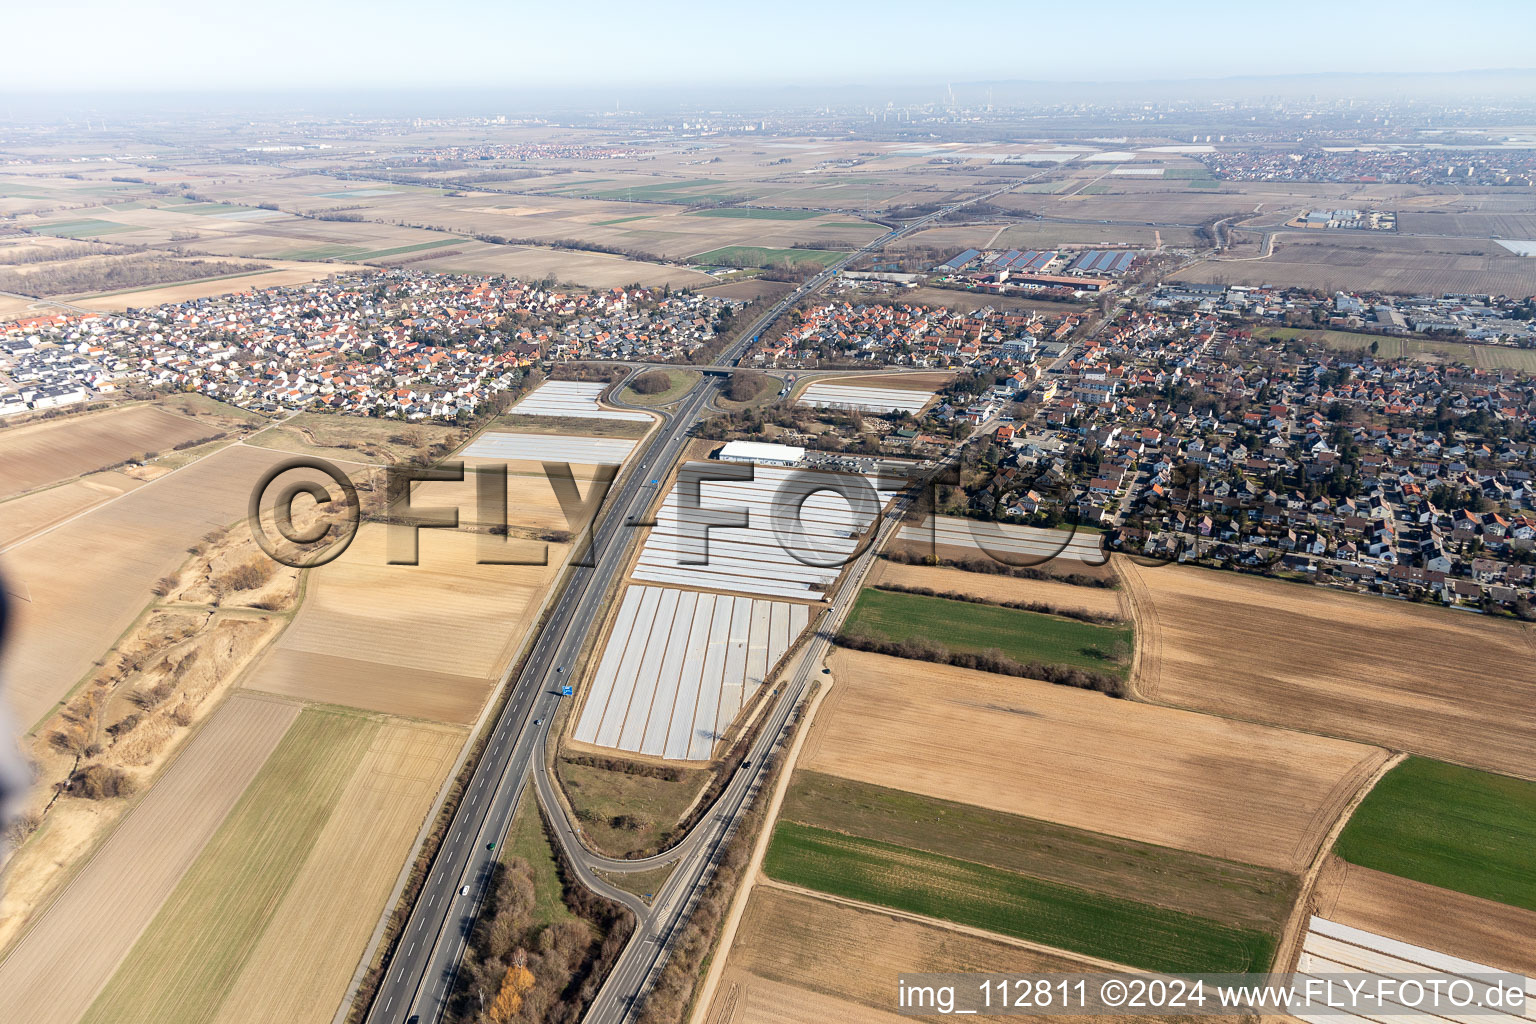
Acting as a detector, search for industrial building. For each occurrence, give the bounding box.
[714,440,806,466]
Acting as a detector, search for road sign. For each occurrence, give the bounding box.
[560,685,573,696]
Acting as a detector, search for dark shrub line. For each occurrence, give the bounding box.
[834,631,1126,698]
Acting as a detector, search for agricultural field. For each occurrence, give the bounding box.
[204,719,461,1024]
[1172,234,1536,296]
[0,400,239,500]
[1120,561,1536,779]
[842,588,1133,677]
[704,885,1249,1024]
[801,648,1386,873]
[76,707,455,1024]
[1313,857,1536,976]
[572,585,809,760]
[891,515,1109,569]
[2,442,345,731]
[1332,757,1536,912]
[779,772,1297,939]
[0,695,300,1024]
[630,463,899,600]
[692,245,843,268]
[763,821,1275,971]
[867,560,1128,619]
[242,525,564,724]
[1258,326,1536,373]
[0,471,147,549]
[1296,916,1530,1023]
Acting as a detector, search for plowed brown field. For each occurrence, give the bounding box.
[1312,857,1536,976]
[803,649,1386,872]
[1120,561,1536,779]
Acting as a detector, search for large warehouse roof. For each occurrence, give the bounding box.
[716,440,806,465]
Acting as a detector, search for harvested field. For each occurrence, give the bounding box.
[1121,561,1536,780]
[0,402,217,499]
[572,585,809,760]
[243,525,565,723]
[706,885,1247,1024]
[0,472,145,548]
[832,371,955,392]
[802,649,1386,872]
[398,456,614,534]
[1313,857,1536,977]
[1171,239,1536,297]
[79,707,377,1024]
[68,260,366,310]
[1333,757,1536,912]
[2,443,340,731]
[764,821,1275,971]
[208,720,462,1024]
[867,560,1126,619]
[0,695,299,1024]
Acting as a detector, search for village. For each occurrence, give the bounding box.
[0,269,740,421]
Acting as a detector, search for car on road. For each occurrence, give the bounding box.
[741,760,752,769]
[459,885,470,896]
[534,718,542,725]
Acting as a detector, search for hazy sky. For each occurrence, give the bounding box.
[6,0,1533,93]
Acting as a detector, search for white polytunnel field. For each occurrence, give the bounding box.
[510,380,651,422]
[572,585,811,760]
[798,381,935,414]
[898,514,1108,565]
[1294,916,1534,1024]
[458,431,636,464]
[630,463,903,601]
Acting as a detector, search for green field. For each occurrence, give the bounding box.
[1335,757,1536,912]
[503,795,581,929]
[1261,326,1536,373]
[764,822,1275,972]
[1163,169,1216,180]
[687,207,821,221]
[81,709,375,1024]
[844,588,1133,677]
[593,215,652,226]
[780,772,1296,932]
[32,219,135,237]
[619,368,702,408]
[352,238,462,261]
[692,245,843,269]
[1079,185,1111,195]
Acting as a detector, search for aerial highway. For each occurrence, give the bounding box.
[362,178,1033,1024]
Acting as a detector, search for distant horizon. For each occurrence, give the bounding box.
[5,0,1534,96]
